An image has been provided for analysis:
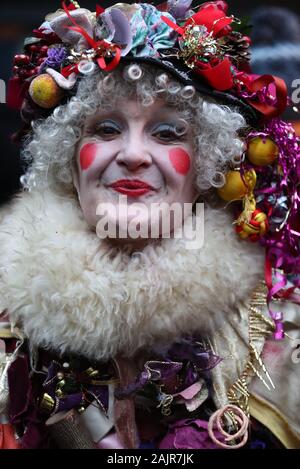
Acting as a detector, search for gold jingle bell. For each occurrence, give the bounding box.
[247,136,279,166]
[39,393,55,413]
[84,367,99,378]
[217,169,256,202]
[55,388,64,398]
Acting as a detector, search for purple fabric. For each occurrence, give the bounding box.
[42,361,110,414]
[158,419,222,449]
[43,361,61,395]
[168,0,193,19]
[21,410,50,449]
[167,338,222,371]
[8,354,31,424]
[8,354,50,448]
[116,338,221,399]
[101,8,132,56]
[116,360,182,398]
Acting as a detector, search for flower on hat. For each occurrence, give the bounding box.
[162,1,251,91]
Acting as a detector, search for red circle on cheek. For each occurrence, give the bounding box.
[79,143,100,171]
[169,148,191,175]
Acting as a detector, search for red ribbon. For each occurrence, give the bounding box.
[194,57,233,91]
[162,5,233,37]
[242,74,288,118]
[265,253,287,340]
[7,77,29,111]
[61,63,79,77]
[96,5,105,17]
[162,14,234,91]
[62,2,121,72]
[97,47,121,72]
[161,16,184,35]
[200,1,229,14]
[184,5,233,37]
[66,2,76,11]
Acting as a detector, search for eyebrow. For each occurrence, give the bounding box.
[85,106,186,125]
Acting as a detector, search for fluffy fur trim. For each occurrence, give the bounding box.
[0,191,264,361]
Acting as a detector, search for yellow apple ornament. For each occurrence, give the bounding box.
[247,136,279,166]
[29,74,63,109]
[217,169,257,202]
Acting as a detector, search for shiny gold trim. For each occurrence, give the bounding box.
[0,328,18,339]
[249,393,300,449]
[227,282,275,416]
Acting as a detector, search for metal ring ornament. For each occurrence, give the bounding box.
[208,404,249,449]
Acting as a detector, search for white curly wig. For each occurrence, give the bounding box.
[21,63,246,195]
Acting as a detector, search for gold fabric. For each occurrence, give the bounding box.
[249,393,300,449]
[249,300,300,446]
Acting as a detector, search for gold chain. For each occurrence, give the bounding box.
[227,282,275,416]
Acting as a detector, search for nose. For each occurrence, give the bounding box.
[116,130,152,171]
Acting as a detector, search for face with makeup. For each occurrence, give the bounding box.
[72,97,199,245]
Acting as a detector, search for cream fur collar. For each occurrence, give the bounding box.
[0,190,264,361]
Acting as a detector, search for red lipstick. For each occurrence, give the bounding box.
[108,179,155,197]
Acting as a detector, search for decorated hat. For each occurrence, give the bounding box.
[7,1,300,339]
[8,1,288,124]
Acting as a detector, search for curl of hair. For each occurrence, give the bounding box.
[21,64,246,195]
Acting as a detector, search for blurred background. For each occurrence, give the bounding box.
[1,0,300,203]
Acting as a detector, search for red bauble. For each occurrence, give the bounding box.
[14,54,30,66]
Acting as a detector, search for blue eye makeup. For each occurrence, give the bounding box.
[94,120,122,139]
[151,122,188,142]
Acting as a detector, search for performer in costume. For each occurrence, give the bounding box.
[0,1,299,449]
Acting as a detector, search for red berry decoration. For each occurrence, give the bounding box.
[40,45,49,56]
[14,54,30,66]
[27,69,37,77]
[18,69,30,79]
[29,45,38,53]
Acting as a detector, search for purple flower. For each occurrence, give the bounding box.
[43,46,67,69]
[158,419,222,449]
